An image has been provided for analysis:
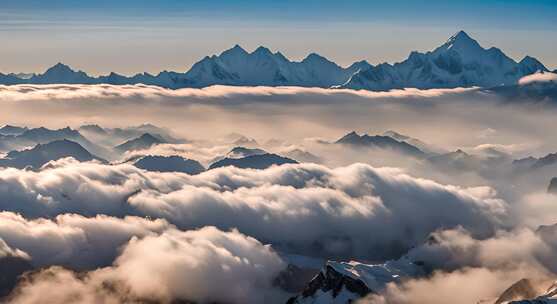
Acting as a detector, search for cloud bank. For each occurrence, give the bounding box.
[0,212,169,269]
[361,224,557,304]
[0,84,477,102]
[5,226,285,304]
[0,158,507,260]
[1,84,557,303]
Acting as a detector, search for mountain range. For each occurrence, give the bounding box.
[1,31,553,91]
[0,139,104,169]
[336,131,426,157]
[342,31,550,90]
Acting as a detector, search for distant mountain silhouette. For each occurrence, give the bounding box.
[336,131,425,157]
[133,155,205,175]
[0,125,28,136]
[209,153,298,170]
[114,133,165,153]
[0,139,104,169]
[0,126,109,159]
[284,149,322,164]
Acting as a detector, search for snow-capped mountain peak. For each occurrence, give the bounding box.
[1,31,552,92]
[342,31,548,90]
[180,44,363,88]
[441,30,483,53]
[288,257,425,304]
[431,30,504,65]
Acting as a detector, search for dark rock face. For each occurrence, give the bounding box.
[209,153,298,170]
[134,155,205,175]
[287,265,371,304]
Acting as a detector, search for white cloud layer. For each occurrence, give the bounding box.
[0,84,476,102]
[361,223,557,304]
[0,212,170,269]
[0,158,508,260]
[5,226,285,304]
[1,84,557,303]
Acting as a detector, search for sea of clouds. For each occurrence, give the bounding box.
[1,84,557,303]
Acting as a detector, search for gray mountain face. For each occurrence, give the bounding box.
[208,146,267,165]
[514,152,557,171]
[209,153,298,170]
[79,124,181,149]
[226,146,267,159]
[284,149,322,164]
[336,131,426,157]
[114,133,165,153]
[0,127,109,159]
[0,31,549,91]
[0,139,103,169]
[133,155,205,175]
[29,63,94,84]
[0,125,28,136]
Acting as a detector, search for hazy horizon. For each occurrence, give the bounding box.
[1,0,556,75]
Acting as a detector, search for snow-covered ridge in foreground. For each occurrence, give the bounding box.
[288,257,425,304]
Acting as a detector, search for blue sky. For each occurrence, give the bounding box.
[1,0,556,75]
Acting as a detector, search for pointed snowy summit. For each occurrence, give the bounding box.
[447,30,478,46]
